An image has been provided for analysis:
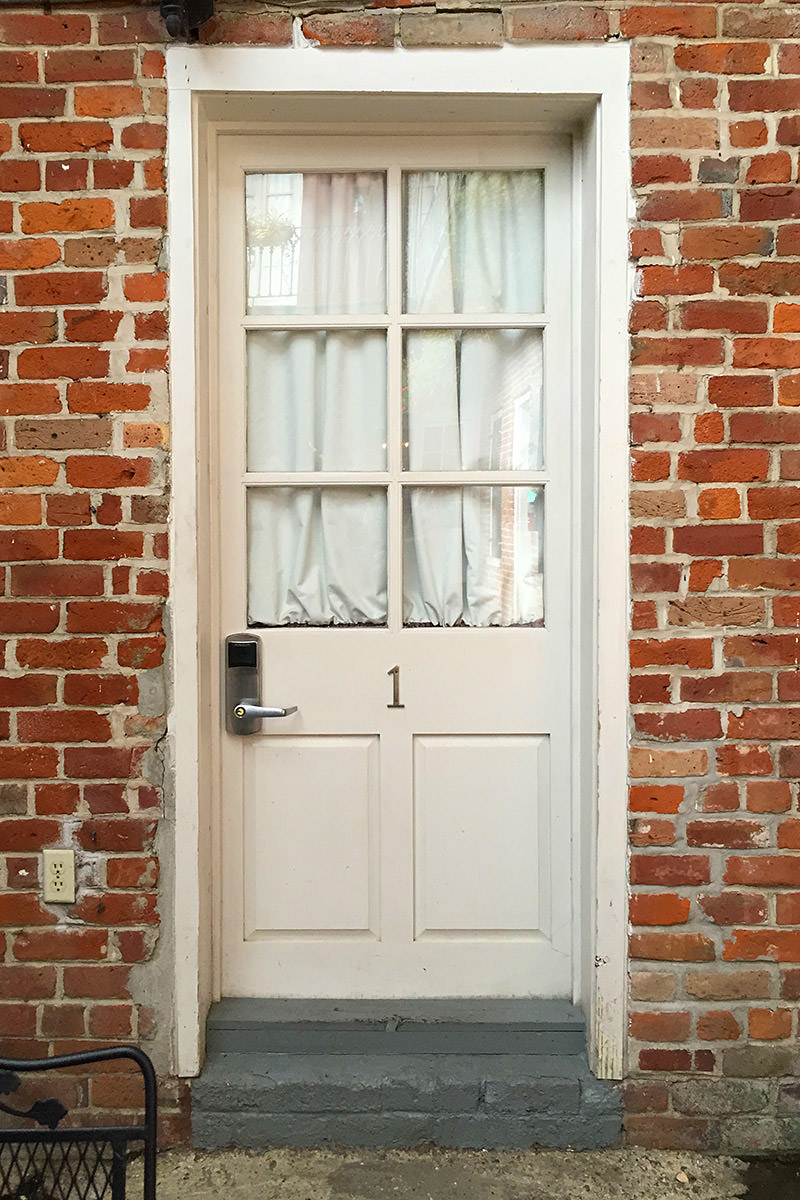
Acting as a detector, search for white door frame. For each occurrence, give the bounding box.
[167,43,631,1080]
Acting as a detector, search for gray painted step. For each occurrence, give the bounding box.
[206,999,586,1055]
[192,1049,621,1151]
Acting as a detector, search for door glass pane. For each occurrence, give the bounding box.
[403,329,543,471]
[248,487,387,626]
[403,170,544,314]
[247,330,387,472]
[246,172,386,315]
[403,486,544,627]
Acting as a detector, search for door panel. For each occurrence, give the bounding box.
[216,133,574,999]
[413,734,549,937]
[243,735,380,939]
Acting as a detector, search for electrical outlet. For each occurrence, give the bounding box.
[43,849,76,904]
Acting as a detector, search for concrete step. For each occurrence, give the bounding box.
[191,1048,622,1151]
[205,999,587,1056]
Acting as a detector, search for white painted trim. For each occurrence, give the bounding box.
[167,42,630,1080]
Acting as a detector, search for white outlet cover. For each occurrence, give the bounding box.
[43,848,76,904]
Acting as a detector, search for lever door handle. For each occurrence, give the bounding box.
[233,703,298,721]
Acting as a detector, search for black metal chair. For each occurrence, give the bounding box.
[0,1046,156,1200]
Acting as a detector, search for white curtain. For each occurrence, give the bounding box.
[246,169,544,628]
[403,171,544,626]
[248,173,387,626]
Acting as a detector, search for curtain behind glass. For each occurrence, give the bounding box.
[403,171,545,626]
[247,173,387,626]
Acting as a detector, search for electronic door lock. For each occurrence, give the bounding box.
[225,633,298,735]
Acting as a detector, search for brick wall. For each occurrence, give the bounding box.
[1,0,800,1153]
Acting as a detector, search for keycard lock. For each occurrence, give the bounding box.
[225,633,298,735]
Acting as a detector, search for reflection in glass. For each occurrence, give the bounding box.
[404,171,544,314]
[247,330,387,472]
[246,172,386,315]
[403,486,544,627]
[248,488,387,627]
[403,329,542,471]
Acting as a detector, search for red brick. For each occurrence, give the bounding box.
[709,375,772,408]
[199,12,292,43]
[725,856,800,887]
[631,855,710,886]
[629,785,684,814]
[65,458,151,490]
[0,603,59,634]
[0,818,60,850]
[678,449,769,482]
[629,818,676,847]
[630,932,716,962]
[630,894,691,926]
[630,1010,691,1042]
[46,494,92,527]
[0,160,41,192]
[21,198,115,235]
[635,709,722,740]
[637,1049,692,1073]
[720,261,800,294]
[724,930,800,962]
[67,601,162,634]
[0,493,41,526]
[18,710,110,743]
[682,301,767,334]
[75,85,143,119]
[630,638,713,669]
[717,744,773,776]
[777,893,800,924]
[117,636,165,669]
[696,1011,741,1040]
[0,238,60,271]
[44,159,88,192]
[120,123,166,151]
[734,339,800,370]
[0,52,38,83]
[730,80,800,113]
[11,564,103,597]
[0,530,58,561]
[0,965,56,999]
[640,191,723,223]
[19,122,112,154]
[0,89,65,119]
[18,347,108,380]
[67,382,150,414]
[16,273,106,307]
[13,928,107,961]
[681,673,771,703]
[92,159,135,190]
[75,818,156,851]
[621,7,716,38]
[699,892,767,925]
[747,781,792,813]
[35,782,79,815]
[672,524,762,556]
[674,42,769,75]
[64,310,123,343]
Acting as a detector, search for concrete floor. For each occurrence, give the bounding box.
[130,1146,753,1200]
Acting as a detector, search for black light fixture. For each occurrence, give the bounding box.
[160,0,214,39]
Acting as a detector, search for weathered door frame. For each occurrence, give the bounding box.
[166,43,631,1080]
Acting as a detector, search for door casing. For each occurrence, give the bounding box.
[166,44,631,1080]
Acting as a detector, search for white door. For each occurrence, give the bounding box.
[215,133,575,998]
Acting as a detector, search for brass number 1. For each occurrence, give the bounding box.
[387,665,404,709]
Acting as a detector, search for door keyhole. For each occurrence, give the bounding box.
[387,665,404,709]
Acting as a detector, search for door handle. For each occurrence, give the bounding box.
[232,703,298,721]
[225,632,299,735]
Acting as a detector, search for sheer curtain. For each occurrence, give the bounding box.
[246,169,545,628]
[403,171,544,626]
[248,173,387,626]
